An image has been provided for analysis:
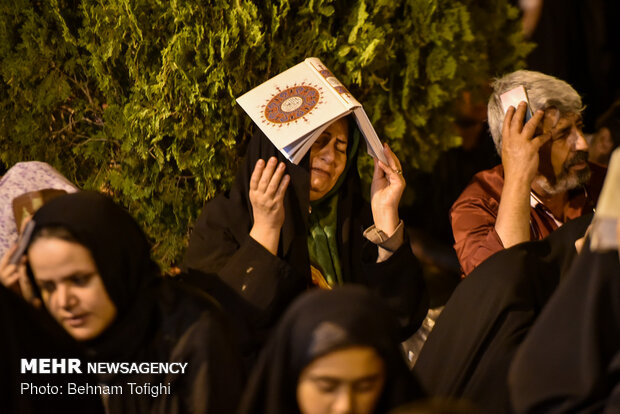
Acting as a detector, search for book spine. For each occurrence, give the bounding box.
[305,57,361,109]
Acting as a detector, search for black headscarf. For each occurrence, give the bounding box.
[27,191,161,360]
[238,286,424,414]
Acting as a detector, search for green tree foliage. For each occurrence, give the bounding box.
[0,0,531,270]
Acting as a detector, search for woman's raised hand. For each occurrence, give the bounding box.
[0,243,37,305]
[249,157,290,255]
[370,143,406,236]
[0,244,22,291]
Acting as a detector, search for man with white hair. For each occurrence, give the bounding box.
[450,70,606,276]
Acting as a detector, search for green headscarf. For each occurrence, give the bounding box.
[307,121,360,288]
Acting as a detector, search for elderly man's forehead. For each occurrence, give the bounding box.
[542,108,581,130]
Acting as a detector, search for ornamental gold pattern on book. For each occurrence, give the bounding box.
[261,83,324,126]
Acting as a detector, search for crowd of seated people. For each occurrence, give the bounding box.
[1,66,618,414]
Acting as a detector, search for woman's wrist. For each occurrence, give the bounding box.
[249,223,281,256]
[372,210,400,237]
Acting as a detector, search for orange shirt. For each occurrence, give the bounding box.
[450,163,605,276]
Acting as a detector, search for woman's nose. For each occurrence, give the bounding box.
[319,141,336,163]
[57,284,76,309]
[332,387,354,414]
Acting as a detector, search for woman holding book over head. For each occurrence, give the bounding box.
[183,110,427,344]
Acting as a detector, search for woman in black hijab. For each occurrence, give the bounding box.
[25,191,244,413]
[509,234,620,413]
[238,285,424,414]
[413,212,594,413]
[183,117,427,339]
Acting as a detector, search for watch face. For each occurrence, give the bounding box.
[263,85,321,125]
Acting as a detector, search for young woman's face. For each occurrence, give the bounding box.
[297,346,386,414]
[309,118,349,201]
[28,237,117,341]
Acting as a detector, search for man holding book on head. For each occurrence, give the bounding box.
[182,59,428,348]
[450,70,606,276]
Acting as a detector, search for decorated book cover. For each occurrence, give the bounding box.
[237,57,385,164]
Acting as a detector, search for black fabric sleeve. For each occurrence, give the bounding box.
[215,235,302,322]
[183,220,304,333]
[360,238,429,340]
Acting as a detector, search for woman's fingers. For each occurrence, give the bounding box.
[377,144,405,181]
[266,162,287,195]
[376,159,391,177]
[274,174,290,200]
[257,157,278,192]
[250,159,266,191]
[1,268,20,287]
[0,244,17,268]
[378,160,405,186]
[0,246,20,287]
[382,143,402,172]
[250,157,287,195]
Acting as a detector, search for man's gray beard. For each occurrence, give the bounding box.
[533,167,591,196]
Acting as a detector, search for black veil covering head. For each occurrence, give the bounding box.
[27,191,161,359]
[238,285,424,414]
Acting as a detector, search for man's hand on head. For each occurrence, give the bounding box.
[495,103,550,248]
[501,102,550,187]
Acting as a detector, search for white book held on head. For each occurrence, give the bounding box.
[236,57,387,164]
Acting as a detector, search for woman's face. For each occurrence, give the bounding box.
[297,346,386,414]
[28,237,117,341]
[309,118,349,201]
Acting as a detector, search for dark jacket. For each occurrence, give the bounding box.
[183,131,428,339]
[414,213,593,413]
[509,241,620,413]
[98,280,245,414]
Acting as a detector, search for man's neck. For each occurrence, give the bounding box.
[531,182,569,223]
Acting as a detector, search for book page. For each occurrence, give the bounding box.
[352,107,388,164]
[304,59,387,164]
[305,58,361,109]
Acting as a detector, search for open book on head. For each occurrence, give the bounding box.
[236,57,387,164]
